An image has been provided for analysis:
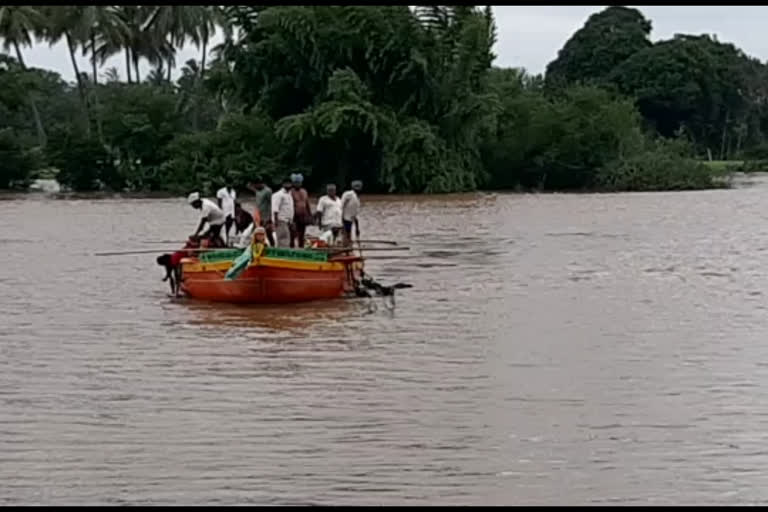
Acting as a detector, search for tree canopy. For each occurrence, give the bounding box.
[0,5,757,193]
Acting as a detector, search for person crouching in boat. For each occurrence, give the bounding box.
[231,202,261,249]
[310,229,334,249]
[251,226,268,257]
[188,192,226,247]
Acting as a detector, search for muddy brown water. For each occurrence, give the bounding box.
[3,177,768,504]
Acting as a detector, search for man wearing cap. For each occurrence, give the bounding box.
[289,173,313,249]
[188,191,226,246]
[341,180,363,246]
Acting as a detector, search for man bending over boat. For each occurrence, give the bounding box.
[188,192,226,247]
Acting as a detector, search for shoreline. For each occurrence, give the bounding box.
[2,172,764,202]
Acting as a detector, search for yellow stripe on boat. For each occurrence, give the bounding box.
[182,256,347,274]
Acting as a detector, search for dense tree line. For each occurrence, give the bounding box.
[0,5,758,194]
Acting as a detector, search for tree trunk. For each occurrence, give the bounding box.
[192,38,209,131]
[13,42,47,148]
[91,32,104,144]
[720,110,730,161]
[125,48,132,84]
[167,34,174,83]
[134,56,141,83]
[200,38,207,81]
[65,32,91,136]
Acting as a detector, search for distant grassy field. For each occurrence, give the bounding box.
[702,160,744,172]
[701,160,768,174]
[34,167,60,180]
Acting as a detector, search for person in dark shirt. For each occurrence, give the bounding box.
[234,202,254,234]
[246,178,275,246]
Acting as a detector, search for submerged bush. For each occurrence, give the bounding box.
[47,130,121,192]
[0,128,37,189]
[596,138,723,191]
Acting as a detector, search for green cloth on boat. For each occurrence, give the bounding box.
[225,246,253,280]
[264,247,328,262]
[199,248,244,263]
[203,246,327,281]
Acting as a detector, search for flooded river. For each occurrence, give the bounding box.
[3,177,768,504]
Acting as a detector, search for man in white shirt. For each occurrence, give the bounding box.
[216,183,237,243]
[315,184,343,243]
[271,178,294,247]
[341,180,362,246]
[188,191,226,246]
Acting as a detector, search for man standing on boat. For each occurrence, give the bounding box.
[341,180,362,246]
[247,178,275,247]
[315,184,343,243]
[290,173,313,249]
[188,192,226,246]
[272,177,295,248]
[216,180,237,244]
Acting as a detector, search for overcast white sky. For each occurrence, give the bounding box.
[16,6,768,82]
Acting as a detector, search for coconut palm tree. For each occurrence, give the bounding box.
[199,7,231,82]
[74,7,130,142]
[39,6,91,134]
[102,66,120,83]
[144,6,202,82]
[116,6,145,83]
[79,7,129,87]
[0,6,47,146]
[93,6,164,84]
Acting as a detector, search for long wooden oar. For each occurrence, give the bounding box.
[320,246,410,253]
[95,246,408,257]
[144,238,400,246]
[354,239,399,245]
[303,235,398,246]
[94,248,231,256]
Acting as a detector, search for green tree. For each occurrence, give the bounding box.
[162,111,284,194]
[41,6,93,133]
[609,34,758,158]
[0,6,47,146]
[0,128,37,189]
[47,127,118,191]
[545,6,652,89]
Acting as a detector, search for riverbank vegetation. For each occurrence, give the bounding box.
[0,6,763,193]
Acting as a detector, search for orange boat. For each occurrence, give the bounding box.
[179,246,363,304]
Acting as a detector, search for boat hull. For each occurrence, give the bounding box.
[179,251,361,304]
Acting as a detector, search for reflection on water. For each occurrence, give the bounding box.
[180,299,360,332]
[4,177,768,504]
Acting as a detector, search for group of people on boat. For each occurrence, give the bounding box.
[184,174,363,252]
